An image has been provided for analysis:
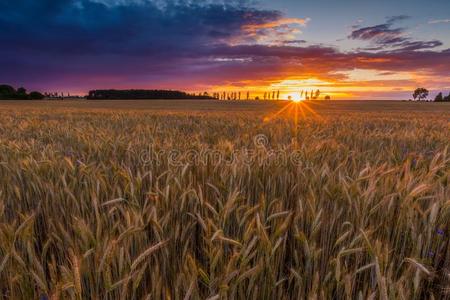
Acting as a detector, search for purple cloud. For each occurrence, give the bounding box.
[350,23,407,44]
[349,16,442,52]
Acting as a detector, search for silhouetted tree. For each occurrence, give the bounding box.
[324,95,331,100]
[14,87,28,99]
[434,91,450,102]
[444,92,450,102]
[434,92,443,102]
[314,89,320,100]
[29,91,45,100]
[17,87,26,94]
[276,90,280,100]
[413,88,429,101]
[0,85,16,99]
[246,92,250,100]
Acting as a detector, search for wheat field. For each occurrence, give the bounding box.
[0,100,449,299]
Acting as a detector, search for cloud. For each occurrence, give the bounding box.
[237,17,310,45]
[349,16,443,52]
[392,40,443,51]
[349,24,407,45]
[348,15,410,46]
[386,15,410,24]
[429,19,450,24]
[0,0,285,56]
[207,44,450,76]
[242,17,309,31]
[0,0,290,88]
[281,40,307,45]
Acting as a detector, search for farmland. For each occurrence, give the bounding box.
[0,100,449,299]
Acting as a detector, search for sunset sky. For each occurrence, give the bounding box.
[1,0,449,99]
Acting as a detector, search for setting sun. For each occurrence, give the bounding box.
[285,92,304,102]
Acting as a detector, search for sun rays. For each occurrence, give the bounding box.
[264,99,322,122]
[263,100,323,144]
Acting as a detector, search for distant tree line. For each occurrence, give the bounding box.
[0,84,45,100]
[87,90,215,100]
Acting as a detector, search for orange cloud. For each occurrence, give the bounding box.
[242,17,310,32]
[357,57,392,63]
[235,17,311,45]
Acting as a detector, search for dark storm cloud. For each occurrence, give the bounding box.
[0,0,281,56]
[0,0,285,89]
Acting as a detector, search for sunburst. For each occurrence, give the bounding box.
[264,100,323,145]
